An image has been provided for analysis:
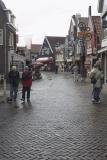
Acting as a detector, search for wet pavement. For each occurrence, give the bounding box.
[0,72,107,160]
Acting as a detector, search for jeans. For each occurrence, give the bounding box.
[74,72,78,82]
[92,87,101,102]
[10,84,18,100]
[22,86,31,100]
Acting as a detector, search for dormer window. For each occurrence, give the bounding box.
[8,12,11,23]
[4,9,15,26]
[4,9,11,23]
[11,14,15,25]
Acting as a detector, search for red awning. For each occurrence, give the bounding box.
[33,61,43,65]
[36,57,53,63]
[32,61,43,69]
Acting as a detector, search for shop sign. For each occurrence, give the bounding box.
[77,31,91,39]
[87,48,92,55]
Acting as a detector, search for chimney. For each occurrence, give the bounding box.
[76,13,81,19]
[88,6,91,16]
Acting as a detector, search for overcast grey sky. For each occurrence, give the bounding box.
[3,0,99,45]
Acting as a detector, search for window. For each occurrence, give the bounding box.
[45,48,49,55]
[41,49,44,55]
[9,32,14,47]
[11,15,15,26]
[103,0,107,13]
[7,12,11,23]
[6,11,15,26]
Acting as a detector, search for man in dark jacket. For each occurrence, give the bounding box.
[8,66,20,102]
[21,66,32,102]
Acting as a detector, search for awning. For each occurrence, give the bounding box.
[36,57,53,63]
[32,61,43,66]
[98,47,107,54]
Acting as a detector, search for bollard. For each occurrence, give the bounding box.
[0,74,6,103]
[3,74,7,103]
[0,74,5,103]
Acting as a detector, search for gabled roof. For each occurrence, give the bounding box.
[0,0,15,23]
[0,0,8,20]
[68,19,73,35]
[0,0,6,10]
[31,44,42,53]
[92,16,102,36]
[46,36,65,53]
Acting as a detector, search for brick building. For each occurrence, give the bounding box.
[0,0,16,74]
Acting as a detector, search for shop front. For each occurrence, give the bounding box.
[36,57,54,71]
[98,47,107,84]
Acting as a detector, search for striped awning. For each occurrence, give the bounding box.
[98,47,107,54]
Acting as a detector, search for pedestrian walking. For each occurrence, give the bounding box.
[61,64,64,72]
[89,64,104,104]
[8,66,20,102]
[55,64,59,74]
[21,66,32,102]
[99,68,104,99]
[80,66,87,82]
[73,64,79,82]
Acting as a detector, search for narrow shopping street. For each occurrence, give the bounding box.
[0,72,107,160]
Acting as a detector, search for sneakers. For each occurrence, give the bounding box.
[27,99,30,102]
[21,98,25,102]
[21,98,31,102]
[97,100,101,104]
[14,98,16,102]
[8,99,12,103]
[92,98,95,102]
[7,97,12,103]
[92,99,101,104]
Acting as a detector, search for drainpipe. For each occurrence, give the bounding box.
[3,24,7,102]
[104,53,106,84]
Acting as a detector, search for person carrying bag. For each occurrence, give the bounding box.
[89,64,104,103]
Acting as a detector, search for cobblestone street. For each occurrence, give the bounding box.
[0,72,107,160]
